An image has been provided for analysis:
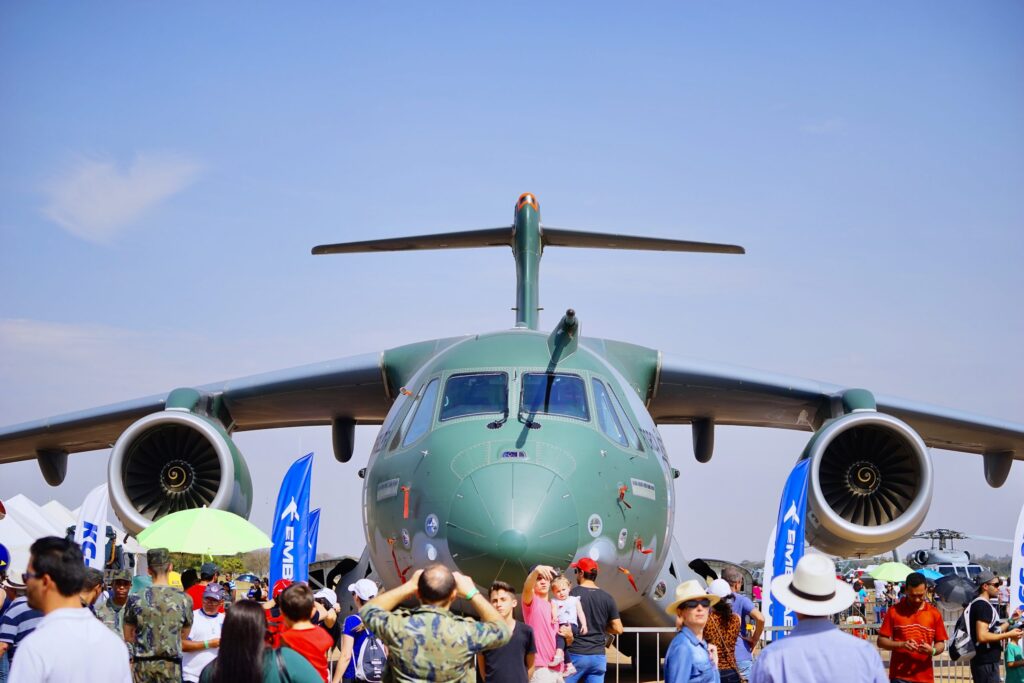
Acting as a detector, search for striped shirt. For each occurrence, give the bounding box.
[0,597,44,661]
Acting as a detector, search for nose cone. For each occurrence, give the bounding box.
[447,462,577,587]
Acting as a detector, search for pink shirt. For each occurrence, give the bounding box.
[522,592,558,668]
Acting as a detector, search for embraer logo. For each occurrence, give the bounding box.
[783,503,801,525]
[280,498,300,522]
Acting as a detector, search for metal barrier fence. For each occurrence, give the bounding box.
[611,622,993,682]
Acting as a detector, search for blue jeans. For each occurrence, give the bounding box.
[0,651,8,683]
[736,659,752,680]
[563,653,606,683]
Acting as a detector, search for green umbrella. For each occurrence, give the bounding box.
[136,508,272,556]
[869,561,914,583]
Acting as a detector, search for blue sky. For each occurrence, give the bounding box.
[1,2,1022,563]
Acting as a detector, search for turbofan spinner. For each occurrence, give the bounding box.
[803,411,933,556]
[108,410,253,535]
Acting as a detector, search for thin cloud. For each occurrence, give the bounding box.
[42,152,201,243]
[801,117,846,135]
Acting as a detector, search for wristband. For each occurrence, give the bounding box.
[203,640,209,650]
[465,588,479,601]
[931,646,936,656]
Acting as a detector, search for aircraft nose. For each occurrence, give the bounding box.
[447,461,577,587]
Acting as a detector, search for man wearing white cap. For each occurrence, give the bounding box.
[750,553,887,683]
[332,579,380,683]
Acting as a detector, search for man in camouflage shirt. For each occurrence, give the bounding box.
[124,548,193,683]
[96,569,133,648]
[361,563,510,682]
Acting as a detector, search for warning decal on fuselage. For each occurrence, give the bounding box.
[630,478,656,500]
[377,478,401,501]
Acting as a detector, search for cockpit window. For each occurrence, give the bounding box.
[400,378,440,447]
[592,378,628,446]
[521,373,589,421]
[607,382,643,451]
[439,372,508,421]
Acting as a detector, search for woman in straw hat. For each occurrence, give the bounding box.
[664,579,722,683]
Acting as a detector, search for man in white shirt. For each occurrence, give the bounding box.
[9,536,132,683]
[182,582,226,682]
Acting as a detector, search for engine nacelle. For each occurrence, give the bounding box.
[108,411,253,535]
[911,549,931,567]
[804,412,932,556]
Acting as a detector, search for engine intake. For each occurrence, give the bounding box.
[108,411,253,535]
[805,412,932,556]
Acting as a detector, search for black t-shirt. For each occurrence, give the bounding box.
[567,585,620,656]
[969,599,1001,665]
[481,621,535,683]
[313,598,341,646]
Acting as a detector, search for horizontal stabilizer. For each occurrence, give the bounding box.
[313,228,511,254]
[313,226,744,255]
[541,227,744,254]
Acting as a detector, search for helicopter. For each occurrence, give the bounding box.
[1,193,1022,634]
[905,529,1009,580]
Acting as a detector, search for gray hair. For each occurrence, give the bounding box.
[722,567,743,585]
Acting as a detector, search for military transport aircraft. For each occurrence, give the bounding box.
[2,193,1023,631]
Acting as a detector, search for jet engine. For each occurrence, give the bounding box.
[803,412,932,556]
[108,410,253,535]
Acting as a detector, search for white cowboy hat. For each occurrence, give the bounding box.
[770,553,855,616]
[665,579,720,615]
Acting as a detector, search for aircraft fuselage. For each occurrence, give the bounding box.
[362,328,674,609]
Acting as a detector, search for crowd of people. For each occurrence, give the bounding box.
[665,553,1024,683]
[0,537,632,683]
[2,536,1023,683]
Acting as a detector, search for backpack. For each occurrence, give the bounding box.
[948,597,996,663]
[355,629,388,682]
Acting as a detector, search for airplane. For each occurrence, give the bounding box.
[2,193,1023,637]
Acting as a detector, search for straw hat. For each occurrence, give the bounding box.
[770,553,855,616]
[665,579,720,615]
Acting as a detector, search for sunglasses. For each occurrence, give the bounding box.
[986,580,1002,587]
[21,571,42,583]
[681,598,711,609]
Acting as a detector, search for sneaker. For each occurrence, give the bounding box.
[564,663,577,676]
[551,651,564,666]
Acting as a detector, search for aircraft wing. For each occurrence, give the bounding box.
[648,354,1024,458]
[0,352,390,464]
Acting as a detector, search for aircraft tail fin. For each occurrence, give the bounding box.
[312,194,745,330]
[313,226,743,255]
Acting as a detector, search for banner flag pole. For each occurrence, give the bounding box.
[765,458,810,641]
[1011,497,1024,616]
[270,453,314,586]
[75,484,110,569]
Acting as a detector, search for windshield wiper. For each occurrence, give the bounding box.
[518,409,542,429]
[487,409,509,429]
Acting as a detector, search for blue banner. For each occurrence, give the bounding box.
[308,508,321,562]
[270,453,314,586]
[768,458,810,640]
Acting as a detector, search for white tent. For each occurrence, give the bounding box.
[0,493,144,576]
[0,511,38,578]
[41,500,76,534]
[5,494,63,540]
